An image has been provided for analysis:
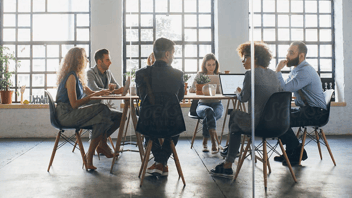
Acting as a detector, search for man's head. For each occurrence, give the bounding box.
[94,49,112,72]
[286,41,307,67]
[153,38,175,65]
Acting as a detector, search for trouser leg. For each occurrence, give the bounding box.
[147,135,179,165]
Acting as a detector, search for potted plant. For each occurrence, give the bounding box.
[194,74,210,95]
[0,46,19,104]
[183,74,191,95]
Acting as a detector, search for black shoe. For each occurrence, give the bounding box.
[282,144,308,166]
[274,155,285,162]
[220,145,228,157]
[210,162,233,175]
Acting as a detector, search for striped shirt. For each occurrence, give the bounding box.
[276,60,327,110]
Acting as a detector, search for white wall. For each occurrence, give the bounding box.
[0,0,351,138]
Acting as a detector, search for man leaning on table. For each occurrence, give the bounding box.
[275,41,327,166]
[86,49,123,158]
[135,37,185,176]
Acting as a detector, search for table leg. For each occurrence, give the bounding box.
[110,99,130,174]
[130,98,145,162]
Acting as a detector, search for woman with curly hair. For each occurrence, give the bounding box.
[56,47,115,170]
[211,41,281,175]
[189,53,224,154]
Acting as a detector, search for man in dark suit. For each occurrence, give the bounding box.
[135,37,185,176]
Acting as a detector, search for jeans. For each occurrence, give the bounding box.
[196,102,224,138]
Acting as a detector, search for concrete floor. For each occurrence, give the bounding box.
[0,135,351,198]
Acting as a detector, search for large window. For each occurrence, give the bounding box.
[123,0,215,80]
[250,0,335,90]
[0,0,90,102]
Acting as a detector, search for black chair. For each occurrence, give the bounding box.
[296,89,336,166]
[232,92,297,190]
[137,92,186,187]
[45,90,90,172]
[189,99,203,149]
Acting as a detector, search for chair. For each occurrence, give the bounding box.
[45,90,89,172]
[137,92,186,187]
[296,89,336,166]
[232,92,297,190]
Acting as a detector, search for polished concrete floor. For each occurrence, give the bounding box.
[0,135,351,198]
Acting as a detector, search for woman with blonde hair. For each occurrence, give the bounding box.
[189,53,224,154]
[56,47,115,170]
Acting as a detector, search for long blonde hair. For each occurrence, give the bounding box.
[57,47,87,87]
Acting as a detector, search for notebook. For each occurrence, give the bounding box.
[219,73,245,96]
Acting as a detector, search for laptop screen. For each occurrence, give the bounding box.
[219,74,245,95]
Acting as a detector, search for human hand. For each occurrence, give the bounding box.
[108,83,116,91]
[276,60,287,72]
[113,87,124,94]
[96,89,112,96]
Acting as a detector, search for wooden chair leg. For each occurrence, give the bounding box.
[320,129,336,166]
[108,136,115,151]
[72,129,83,152]
[170,140,186,186]
[237,135,246,163]
[47,131,61,172]
[123,112,131,142]
[232,138,251,182]
[299,127,307,165]
[75,130,88,171]
[190,119,200,149]
[315,129,323,160]
[262,139,268,191]
[140,140,153,187]
[296,127,301,138]
[279,139,297,183]
[219,99,230,143]
[139,140,152,178]
[267,152,271,174]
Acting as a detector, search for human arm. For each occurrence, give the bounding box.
[87,70,103,91]
[277,67,311,92]
[66,75,111,109]
[189,73,200,93]
[237,71,251,102]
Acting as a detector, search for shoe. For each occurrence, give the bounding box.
[220,145,228,157]
[96,144,114,158]
[202,138,209,152]
[146,163,163,176]
[274,155,285,162]
[161,165,168,177]
[212,146,219,154]
[210,162,233,175]
[282,145,308,166]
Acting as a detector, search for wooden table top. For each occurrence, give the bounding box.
[91,93,236,100]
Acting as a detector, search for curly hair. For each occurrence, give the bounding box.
[57,47,87,87]
[237,41,272,68]
[200,53,220,74]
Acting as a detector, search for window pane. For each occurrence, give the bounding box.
[126,14,139,27]
[253,14,261,27]
[185,45,197,57]
[291,1,303,12]
[17,60,30,73]
[320,1,331,13]
[278,45,290,58]
[47,0,89,12]
[141,29,153,41]
[141,0,153,12]
[319,15,331,28]
[291,15,303,27]
[173,59,182,70]
[263,14,275,27]
[18,29,31,41]
[156,15,182,41]
[185,29,197,41]
[126,45,139,57]
[155,0,168,12]
[18,0,31,12]
[18,45,30,57]
[278,15,289,27]
[320,29,331,42]
[18,74,30,87]
[3,0,16,12]
[3,14,16,27]
[184,0,197,13]
[320,45,332,57]
[33,74,45,87]
[33,0,46,12]
[126,29,139,41]
[278,29,289,41]
[141,15,153,27]
[199,45,212,58]
[263,29,275,41]
[33,59,45,72]
[306,29,318,41]
[185,15,197,27]
[47,59,60,72]
[126,59,139,71]
[141,45,153,57]
[77,14,90,26]
[185,59,197,72]
[309,59,318,70]
[47,45,59,58]
[33,14,75,41]
[199,0,211,12]
[267,44,276,57]
[306,15,317,27]
[62,45,75,57]
[320,59,332,71]
[77,28,90,41]
[291,29,303,41]
[174,45,182,58]
[199,29,211,41]
[277,0,289,13]
[306,45,318,57]
[170,0,182,12]
[32,89,45,98]
[3,29,16,41]
[249,28,261,41]
[47,74,57,87]
[18,14,31,27]
[263,0,275,12]
[305,1,317,13]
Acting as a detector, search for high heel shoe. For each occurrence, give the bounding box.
[84,152,97,170]
[96,144,114,158]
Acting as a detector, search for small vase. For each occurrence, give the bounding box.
[0,90,13,104]
[184,83,188,95]
[196,84,205,95]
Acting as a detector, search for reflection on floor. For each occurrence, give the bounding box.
[0,136,351,198]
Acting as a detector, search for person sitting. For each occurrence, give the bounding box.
[86,49,123,158]
[211,41,281,174]
[135,37,184,176]
[274,41,327,166]
[56,47,116,170]
[189,53,223,154]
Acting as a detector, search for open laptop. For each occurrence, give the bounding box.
[219,73,245,96]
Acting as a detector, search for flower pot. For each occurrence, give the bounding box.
[184,83,188,95]
[0,90,13,104]
[196,84,205,95]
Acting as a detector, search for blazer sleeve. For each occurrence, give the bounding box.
[177,71,185,101]
[87,70,103,91]
[108,71,121,89]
